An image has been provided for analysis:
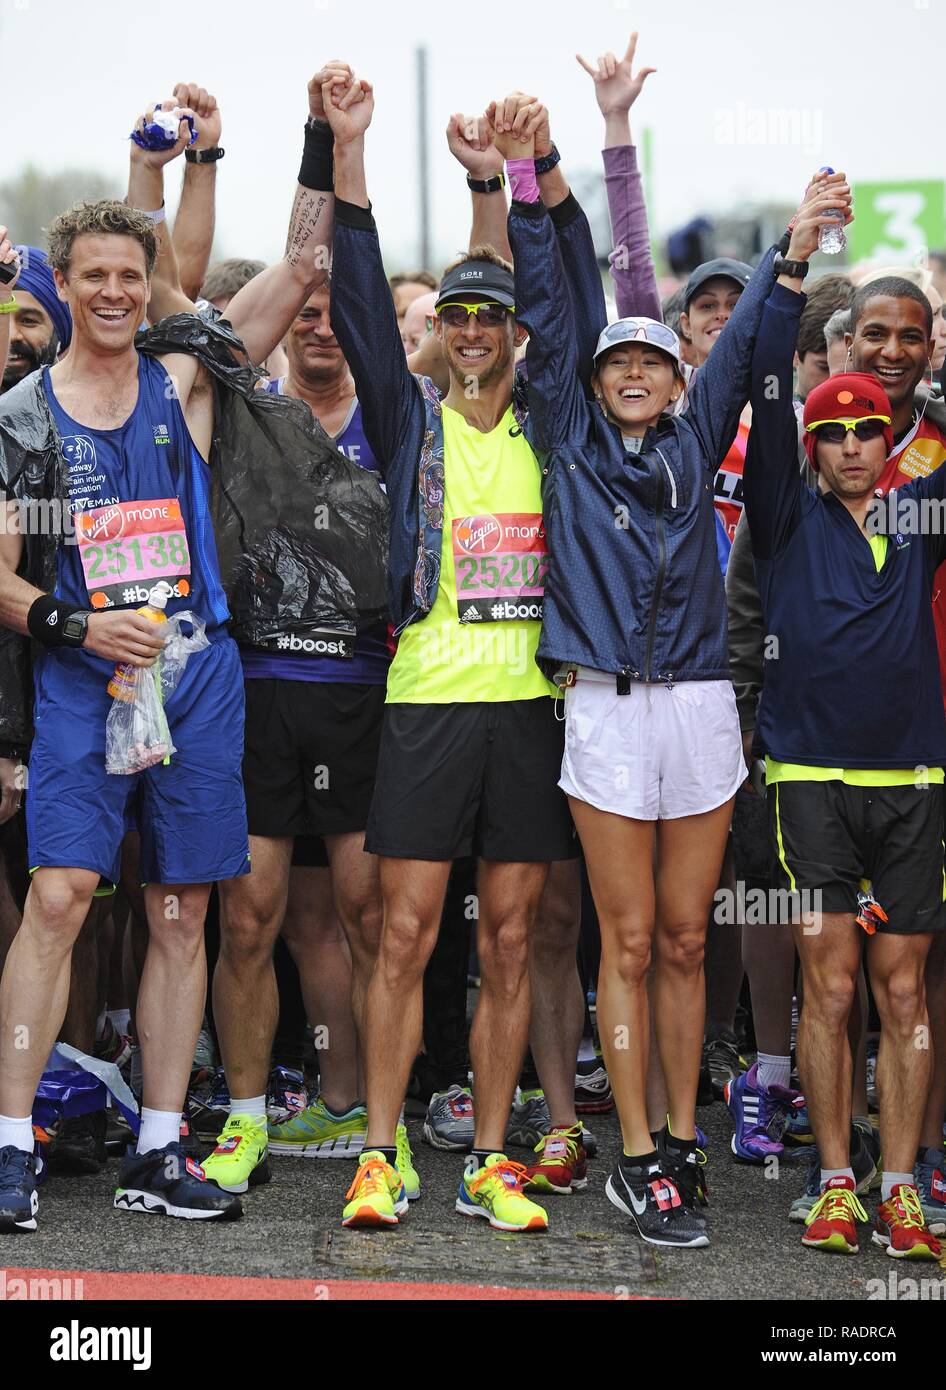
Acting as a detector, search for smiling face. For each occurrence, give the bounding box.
[815,425,888,502]
[680,277,743,364]
[54,233,148,355]
[1,289,56,391]
[433,300,525,392]
[593,342,682,434]
[849,295,931,427]
[285,287,347,387]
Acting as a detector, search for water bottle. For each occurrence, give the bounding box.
[106,581,171,703]
[816,166,846,256]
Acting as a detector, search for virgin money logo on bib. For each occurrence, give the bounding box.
[455,514,503,555]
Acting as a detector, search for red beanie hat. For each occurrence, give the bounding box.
[802,372,893,470]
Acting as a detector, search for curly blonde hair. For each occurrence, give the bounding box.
[47,200,158,278]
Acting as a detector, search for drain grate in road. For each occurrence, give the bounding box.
[312,1226,658,1294]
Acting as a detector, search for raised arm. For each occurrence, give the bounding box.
[169,82,221,300]
[0,230,18,386]
[577,33,660,321]
[328,74,419,471]
[447,112,512,261]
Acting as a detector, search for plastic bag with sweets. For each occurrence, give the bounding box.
[105,612,209,774]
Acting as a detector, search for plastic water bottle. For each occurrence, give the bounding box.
[106,581,171,703]
[817,166,846,256]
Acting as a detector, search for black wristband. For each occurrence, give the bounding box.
[533,144,561,176]
[185,146,225,164]
[27,595,87,649]
[466,172,506,195]
[299,118,334,191]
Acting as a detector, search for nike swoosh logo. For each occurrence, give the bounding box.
[628,1187,647,1216]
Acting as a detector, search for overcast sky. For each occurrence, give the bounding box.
[1,0,942,271]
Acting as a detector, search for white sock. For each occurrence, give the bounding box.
[881,1171,914,1202]
[820,1166,855,1189]
[0,1113,34,1154]
[107,1008,131,1035]
[230,1095,266,1122]
[577,1037,596,1063]
[757,1052,791,1091]
[136,1107,182,1154]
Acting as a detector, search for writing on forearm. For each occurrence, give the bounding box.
[285,188,330,271]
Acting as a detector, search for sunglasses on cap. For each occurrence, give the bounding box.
[599,318,679,352]
[806,415,891,445]
[435,301,516,328]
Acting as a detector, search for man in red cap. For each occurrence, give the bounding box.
[744,216,946,1262]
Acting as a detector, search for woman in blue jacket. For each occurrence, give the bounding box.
[504,127,831,1248]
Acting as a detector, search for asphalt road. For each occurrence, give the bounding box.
[3,1099,925,1302]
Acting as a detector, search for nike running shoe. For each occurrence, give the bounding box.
[341,1151,408,1228]
[189,1067,231,1143]
[457,1153,549,1231]
[114,1142,243,1221]
[802,1176,867,1253]
[396,1122,421,1201]
[268,1097,367,1157]
[789,1128,878,1222]
[0,1146,44,1233]
[915,1148,946,1235]
[47,1109,107,1176]
[873,1184,942,1260]
[423,1085,475,1152]
[506,1088,551,1149]
[606,1158,708,1248]
[655,1124,709,1215]
[523,1125,588,1195]
[703,1031,744,1101]
[574,1061,614,1114]
[201,1115,271,1194]
[266,1066,309,1126]
[724,1061,793,1162]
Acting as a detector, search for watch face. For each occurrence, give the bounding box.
[63,616,86,641]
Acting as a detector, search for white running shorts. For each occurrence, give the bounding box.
[558,670,746,821]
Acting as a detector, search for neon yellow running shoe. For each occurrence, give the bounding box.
[396,1122,421,1201]
[342,1151,408,1228]
[200,1114,270,1194]
[268,1097,366,1158]
[456,1153,549,1231]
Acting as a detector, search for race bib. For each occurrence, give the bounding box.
[452,512,547,623]
[77,498,191,609]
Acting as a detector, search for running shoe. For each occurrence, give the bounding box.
[724,1061,793,1163]
[506,1088,551,1149]
[523,1125,588,1195]
[47,1109,107,1175]
[789,1128,878,1222]
[853,1118,882,1190]
[396,1122,421,1201]
[189,1067,231,1143]
[697,1058,715,1107]
[605,1158,709,1248]
[873,1184,942,1260]
[865,1039,879,1111]
[915,1148,946,1235]
[268,1097,366,1158]
[105,1107,134,1156]
[341,1150,408,1228]
[457,1153,549,1231]
[95,1017,132,1071]
[655,1124,709,1215]
[579,1122,598,1159]
[783,1093,814,1146]
[802,1175,867,1254]
[423,1085,475,1151]
[266,1066,309,1126]
[114,1142,243,1220]
[574,1060,614,1114]
[0,1146,44,1233]
[200,1114,271,1194]
[192,1022,216,1072]
[703,1031,744,1101]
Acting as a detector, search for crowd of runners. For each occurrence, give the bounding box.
[1,33,946,1264]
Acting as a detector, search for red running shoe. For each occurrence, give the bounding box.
[873,1183,942,1261]
[523,1124,588,1195]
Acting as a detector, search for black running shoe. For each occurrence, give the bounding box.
[703,1031,743,1101]
[47,1110,107,1175]
[605,1159,709,1247]
[656,1125,709,1215]
[114,1142,243,1221]
[0,1145,44,1233]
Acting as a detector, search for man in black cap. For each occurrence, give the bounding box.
[324,76,578,1232]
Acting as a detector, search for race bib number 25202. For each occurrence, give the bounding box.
[452,512,547,623]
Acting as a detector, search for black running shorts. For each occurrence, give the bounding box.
[242,680,384,839]
[366,698,577,862]
[769,779,946,934]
